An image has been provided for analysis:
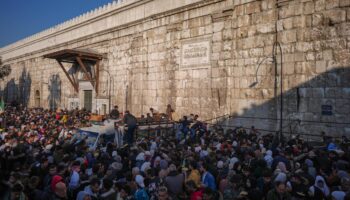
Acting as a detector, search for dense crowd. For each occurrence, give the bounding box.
[0,105,349,200]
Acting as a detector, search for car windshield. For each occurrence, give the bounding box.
[75,130,99,148]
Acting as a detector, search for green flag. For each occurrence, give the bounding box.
[0,99,4,113]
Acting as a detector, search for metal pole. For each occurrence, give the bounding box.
[273,42,283,140]
[99,69,112,114]
[109,74,111,113]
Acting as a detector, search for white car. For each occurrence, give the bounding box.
[73,119,124,151]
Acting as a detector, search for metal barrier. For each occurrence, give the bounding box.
[135,120,176,139]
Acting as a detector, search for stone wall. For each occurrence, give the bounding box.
[1,0,349,137]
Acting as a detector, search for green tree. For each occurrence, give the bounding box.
[0,57,11,79]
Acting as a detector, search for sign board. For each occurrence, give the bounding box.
[181,40,210,68]
[321,105,332,116]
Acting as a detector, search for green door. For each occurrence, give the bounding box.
[84,90,93,111]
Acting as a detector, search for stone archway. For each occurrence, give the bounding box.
[35,90,40,107]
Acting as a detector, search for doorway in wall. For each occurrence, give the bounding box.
[35,90,40,107]
[84,90,93,111]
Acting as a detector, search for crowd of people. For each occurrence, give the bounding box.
[0,105,349,200]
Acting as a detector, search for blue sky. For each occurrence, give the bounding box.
[0,0,113,47]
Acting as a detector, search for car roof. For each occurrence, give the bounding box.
[79,125,113,135]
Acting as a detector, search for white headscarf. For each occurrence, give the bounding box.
[310,175,330,197]
[264,150,273,168]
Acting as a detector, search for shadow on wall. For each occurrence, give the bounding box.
[19,68,32,106]
[216,67,350,139]
[48,74,61,110]
[3,67,32,107]
[4,79,18,104]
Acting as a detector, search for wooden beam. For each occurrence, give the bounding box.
[71,70,78,89]
[56,59,78,93]
[76,56,95,92]
[95,60,100,95]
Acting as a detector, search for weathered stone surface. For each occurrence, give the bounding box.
[237,15,250,27]
[324,10,346,24]
[315,60,327,73]
[340,0,350,7]
[315,0,326,12]
[325,0,339,10]
[304,2,315,15]
[0,0,349,136]
[256,23,275,34]
[280,30,297,43]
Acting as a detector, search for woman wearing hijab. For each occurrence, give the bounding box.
[264,150,273,169]
[308,175,330,200]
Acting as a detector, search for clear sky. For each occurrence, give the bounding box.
[0,0,114,48]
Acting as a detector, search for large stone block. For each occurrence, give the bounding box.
[249,48,264,57]
[343,88,350,99]
[280,30,297,43]
[237,27,249,38]
[245,1,261,14]
[235,4,245,16]
[308,98,322,113]
[247,25,257,37]
[220,51,232,60]
[212,32,223,42]
[313,88,325,98]
[284,53,295,63]
[338,23,350,36]
[335,99,350,114]
[315,60,327,73]
[252,10,276,25]
[325,87,342,98]
[212,42,222,53]
[223,29,233,40]
[296,42,314,52]
[312,14,324,27]
[261,0,275,10]
[256,23,275,34]
[315,0,326,12]
[213,21,225,32]
[325,0,339,9]
[298,88,313,98]
[294,15,312,28]
[304,1,315,14]
[323,50,333,60]
[223,41,232,51]
[333,49,350,62]
[306,52,316,61]
[295,61,315,75]
[237,15,251,27]
[340,0,350,7]
[281,18,293,30]
[324,10,346,24]
[283,62,295,75]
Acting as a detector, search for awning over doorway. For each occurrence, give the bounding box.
[43,49,104,94]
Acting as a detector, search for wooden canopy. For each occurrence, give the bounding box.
[44,49,103,94]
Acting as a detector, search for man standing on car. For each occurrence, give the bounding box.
[110,105,120,119]
[123,110,137,146]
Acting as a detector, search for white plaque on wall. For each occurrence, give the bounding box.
[181,39,211,68]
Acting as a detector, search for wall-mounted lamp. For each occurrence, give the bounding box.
[249,57,274,88]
